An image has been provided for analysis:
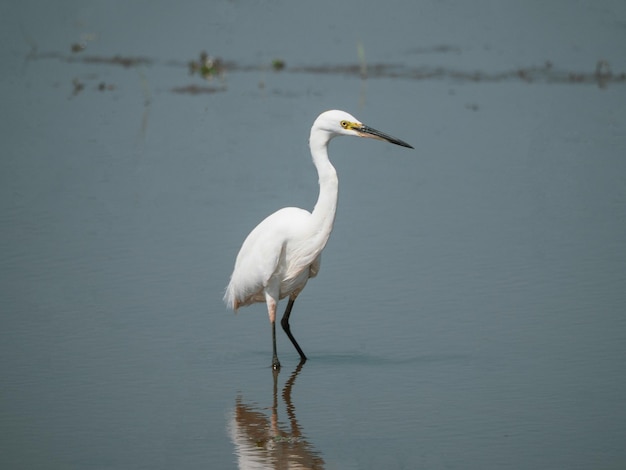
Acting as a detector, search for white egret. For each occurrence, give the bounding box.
[224,110,413,369]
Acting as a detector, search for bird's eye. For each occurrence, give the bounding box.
[340,120,349,128]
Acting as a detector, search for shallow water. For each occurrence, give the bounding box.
[1,1,626,469]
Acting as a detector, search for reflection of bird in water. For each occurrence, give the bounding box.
[229,363,325,469]
[224,110,413,369]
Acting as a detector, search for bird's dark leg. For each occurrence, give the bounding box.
[281,297,307,363]
[271,319,281,370]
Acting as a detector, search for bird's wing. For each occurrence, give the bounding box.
[225,207,310,309]
[309,253,321,278]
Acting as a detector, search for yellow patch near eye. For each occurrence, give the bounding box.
[340,120,360,130]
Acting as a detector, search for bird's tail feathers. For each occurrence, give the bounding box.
[223,282,239,312]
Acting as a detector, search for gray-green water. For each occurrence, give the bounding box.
[1,1,626,468]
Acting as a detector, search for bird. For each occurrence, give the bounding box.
[224,110,413,369]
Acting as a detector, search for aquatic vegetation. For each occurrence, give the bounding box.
[188,51,224,80]
[28,43,626,100]
[271,59,286,71]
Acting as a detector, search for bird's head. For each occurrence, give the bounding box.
[312,110,413,149]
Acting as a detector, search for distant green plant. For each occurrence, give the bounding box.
[189,51,223,79]
[271,59,286,71]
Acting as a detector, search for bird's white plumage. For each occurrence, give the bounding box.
[224,110,354,312]
[223,109,412,367]
[224,207,322,310]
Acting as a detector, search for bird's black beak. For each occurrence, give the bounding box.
[357,125,414,149]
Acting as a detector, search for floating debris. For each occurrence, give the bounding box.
[27,51,152,68]
[290,60,626,88]
[409,45,462,55]
[171,84,225,95]
[71,43,86,54]
[30,47,626,94]
[79,55,152,68]
[71,78,84,96]
[595,59,612,89]
[71,33,97,54]
[97,82,115,92]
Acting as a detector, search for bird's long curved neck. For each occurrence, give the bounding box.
[309,131,338,244]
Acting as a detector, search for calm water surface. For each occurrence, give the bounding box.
[1,1,625,469]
